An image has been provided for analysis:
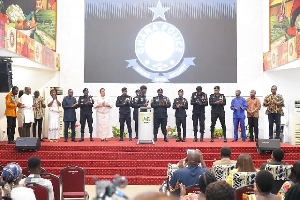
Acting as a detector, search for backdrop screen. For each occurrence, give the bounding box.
[84,0,237,83]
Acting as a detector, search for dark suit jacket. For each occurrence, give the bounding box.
[260,161,289,170]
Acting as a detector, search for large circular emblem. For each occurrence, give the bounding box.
[135,22,185,72]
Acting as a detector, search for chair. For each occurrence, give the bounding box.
[232,172,257,189]
[26,184,49,200]
[166,163,179,188]
[264,164,293,194]
[185,184,201,195]
[235,185,255,200]
[60,165,89,200]
[212,164,236,181]
[22,167,47,177]
[41,173,61,200]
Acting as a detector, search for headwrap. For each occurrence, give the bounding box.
[1,162,22,182]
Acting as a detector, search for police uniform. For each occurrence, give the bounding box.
[173,89,188,142]
[116,87,133,141]
[78,88,94,141]
[209,86,227,142]
[151,88,171,142]
[132,86,147,139]
[190,86,208,142]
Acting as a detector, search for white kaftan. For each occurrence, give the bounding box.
[20,94,34,123]
[94,96,113,139]
[47,97,61,140]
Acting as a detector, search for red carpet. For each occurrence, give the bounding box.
[0,138,299,185]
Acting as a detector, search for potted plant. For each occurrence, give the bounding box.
[214,128,223,139]
[167,125,177,138]
[112,126,126,138]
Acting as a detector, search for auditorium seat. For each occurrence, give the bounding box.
[235,185,254,200]
[185,184,201,195]
[212,164,236,181]
[232,172,257,189]
[26,183,49,200]
[41,173,61,200]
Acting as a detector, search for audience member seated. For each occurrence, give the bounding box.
[178,149,205,168]
[1,163,36,200]
[212,147,236,166]
[247,170,282,200]
[278,160,300,198]
[205,181,235,200]
[284,183,300,200]
[260,148,288,170]
[170,150,210,196]
[226,153,258,186]
[19,157,54,200]
[134,192,179,200]
[180,172,217,200]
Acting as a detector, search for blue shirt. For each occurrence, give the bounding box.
[230,97,247,119]
[169,165,210,196]
[62,96,77,121]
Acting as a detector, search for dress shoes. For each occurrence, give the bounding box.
[64,139,68,142]
[90,138,94,142]
[79,139,84,142]
[119,138,123,141]
[164,138,169,142]
[182,138,186,142]
[200,138,204,142]
[224,138,227,143]
[71,139,77,142]
[232,140,237,142]
[193,138,198,142]
[210,139,214,142]
[153,138,157,142]
[176,138,182,142]
[129,137,132,141]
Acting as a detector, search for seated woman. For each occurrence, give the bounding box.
[180,172,217,200]
[278,160,300,198]
[226,153,258,186]
[1,162,36,200]
[247,170,282,200]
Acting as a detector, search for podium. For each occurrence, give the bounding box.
[137,107,154,144]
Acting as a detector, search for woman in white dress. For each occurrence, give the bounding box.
[17,90,24,137]
[94,88,113,141]
[47,89,61,142]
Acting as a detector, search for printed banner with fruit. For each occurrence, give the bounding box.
[0,0,57,51]
[264,0,300,71]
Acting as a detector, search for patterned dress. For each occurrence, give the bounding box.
[47,97,61,140]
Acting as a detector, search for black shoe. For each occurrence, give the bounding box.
[71,139,77,142]
[249,139,254,142]
[176,138,182,142]
[242,139,246,142]
[182,138,186,142]
[11,140,16,144]
[224,138,227,143]
[200,138,204,142]
[153,138,157,142]
[79,139,84,142]
[129,137,132,141]
[164,138,169,142]
[119,138,123,141]
[40,139,45,142]
[134,136,138,139]
[255,138,258,142]
[8,141,13,144]
[64,139,68,142]
[193,138,198,142]
[210,139,214,142]
[90,138,94,142]
[232,139,237,142]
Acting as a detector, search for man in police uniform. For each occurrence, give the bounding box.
[209,86,227,143]
[191,86,208,142]
[116,87,133,141]
[132,85,148,139]
[173,89,188,142]
[78,88,94,142]
[151,88,171,142]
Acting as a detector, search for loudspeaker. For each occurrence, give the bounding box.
[256,139,280,154]
[15,137,41,152]
[0,62,12,93]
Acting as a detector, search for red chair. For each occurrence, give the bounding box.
[41,173,61,200]
[22,167,47,177]
[60,165,89,200]
[235,185,255,200]
[26,184,49,200]
[185,184,201,195]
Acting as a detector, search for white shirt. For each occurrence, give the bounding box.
[11,187,36,200]
[20,174,54,200]
[20,94,35,123]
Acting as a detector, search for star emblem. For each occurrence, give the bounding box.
[149,0,170,21]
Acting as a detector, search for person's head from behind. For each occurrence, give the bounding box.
[187,150,201,166]
[255,170,274,194]
[199,172,217,194]
[285,183,300,200]
[1,163,22,197]
[289,160,300,183]
[27,157,41,174]
[236,153,256,172]
[205,181,235,200]
[272,148,284,162]
[220,146,232,159]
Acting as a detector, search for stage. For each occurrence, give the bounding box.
[0,138,299,185]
